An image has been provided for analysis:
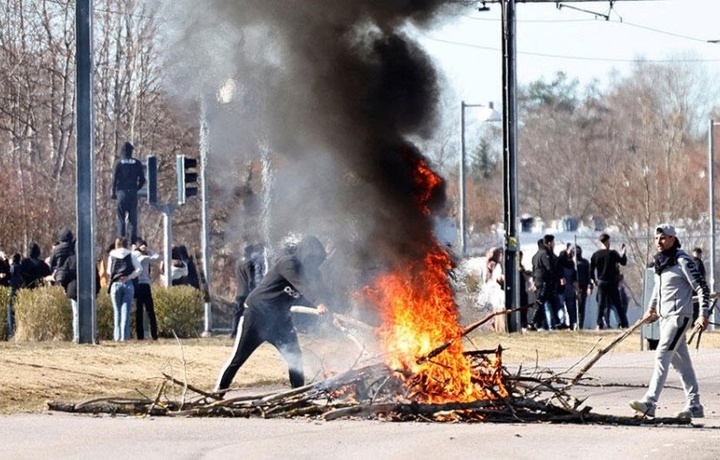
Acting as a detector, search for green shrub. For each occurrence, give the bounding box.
[14,286,71,341]
[96,290,114,341]
[153,286,204,338]
[10,285,204,341]
[0,286,9,341]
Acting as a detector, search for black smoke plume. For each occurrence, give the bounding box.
[165,0,461,293]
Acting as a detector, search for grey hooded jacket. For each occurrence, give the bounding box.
[649,250,710,319]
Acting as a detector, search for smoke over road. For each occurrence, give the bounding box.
[164,0,461,293]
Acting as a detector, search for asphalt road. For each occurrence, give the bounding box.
[4,349,720,460]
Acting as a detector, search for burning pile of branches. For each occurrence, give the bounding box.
[47,340,688,425]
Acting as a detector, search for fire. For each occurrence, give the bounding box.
[364,245,505,404]
[361,154,506,404]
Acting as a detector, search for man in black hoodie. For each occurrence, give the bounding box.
[111,141,145,243]
[590,233,628,329]
[530,235,563,330]
[20,242,51,289]
[56,249,101,343]
[214,235,330,393]
[49,228,75,279]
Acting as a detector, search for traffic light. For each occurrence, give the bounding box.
[137,155,158,205]
[176,154,198,205]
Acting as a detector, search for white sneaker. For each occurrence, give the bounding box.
[629,400,655,417]
[677,405,704,419]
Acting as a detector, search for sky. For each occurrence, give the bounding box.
[417,0,720,107]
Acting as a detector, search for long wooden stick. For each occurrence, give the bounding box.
[569,316,650,386]
[416,304,528,364]
[687,297,718,349]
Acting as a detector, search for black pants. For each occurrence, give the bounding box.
[596,282,628,328]
[215,307,304,392]
[135,283,158,340]
[230,296,246,338]
[577,288,589,329]
[116,190,139,243]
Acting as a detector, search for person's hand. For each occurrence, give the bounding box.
[695,315,709,331]
[643,308,658,323]
[316,304,329,315]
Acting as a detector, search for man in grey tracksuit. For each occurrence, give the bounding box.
[630,223,710,419]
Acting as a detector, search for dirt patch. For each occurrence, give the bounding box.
[0,330,373,414]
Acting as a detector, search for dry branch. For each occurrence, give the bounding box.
[417,305,527,364]
[569,317,650,386]
[46,346,695,427]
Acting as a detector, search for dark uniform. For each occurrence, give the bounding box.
[112,142,145,243]
[590,236,628,329]
[215,235,329,392]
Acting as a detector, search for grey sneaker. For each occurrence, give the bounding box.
[677,405,704,419]
[630,400,656,417]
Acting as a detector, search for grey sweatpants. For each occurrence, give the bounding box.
[644,314,700,407]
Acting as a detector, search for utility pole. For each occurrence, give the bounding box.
[475,0,654,332]
[709,120,719,329]
[76,0,96,344]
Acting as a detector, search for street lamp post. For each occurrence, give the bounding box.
[460,101,501,256]
[710,120,716,293]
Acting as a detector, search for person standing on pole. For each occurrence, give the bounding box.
[112,141,145,244]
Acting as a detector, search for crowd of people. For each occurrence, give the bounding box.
[477,232,634,332]
[474,223,711,420]
[0,225,202,342]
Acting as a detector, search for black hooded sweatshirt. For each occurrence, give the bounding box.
[112,142,145,196]
[49,228,75,273]
[245,235,328,316]
[20,242,51,288]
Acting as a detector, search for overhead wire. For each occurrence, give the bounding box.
[422,35,720,63]
[420,4,720,64]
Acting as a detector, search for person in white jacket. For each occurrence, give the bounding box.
[630,223,710,419]
[107,237,142,341]
[132,238,161,340]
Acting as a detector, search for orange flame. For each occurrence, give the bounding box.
[361,154,506,404]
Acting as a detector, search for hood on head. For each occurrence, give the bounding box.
[28,242,41,259]
[57,228,74,243]
[296,235,326,268]
[121,141,134,159]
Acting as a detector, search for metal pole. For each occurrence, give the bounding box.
[459,101,467,256]
[710,120,717,329]
[199,99,212,334]
[501,0,520,331]
[76,0,96,344]
[163,205,173,288]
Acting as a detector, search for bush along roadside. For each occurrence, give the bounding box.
[7,285,204,341]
